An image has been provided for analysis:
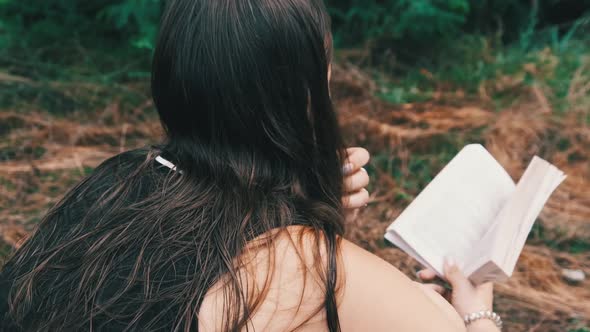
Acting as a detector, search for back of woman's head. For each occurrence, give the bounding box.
[2,1,346,331]
[153,0,343,202]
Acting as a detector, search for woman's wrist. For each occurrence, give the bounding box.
[463,309,502,330]
[466,319,501,332]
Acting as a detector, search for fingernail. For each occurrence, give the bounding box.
[361,167,367,173]
[342,163,354,175]
[415,271,423,280]
[444,256,456,267]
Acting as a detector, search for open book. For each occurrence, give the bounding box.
[384,144,566,285]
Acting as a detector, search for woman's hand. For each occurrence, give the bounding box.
[342,147,370,210]
[417,258,494,319]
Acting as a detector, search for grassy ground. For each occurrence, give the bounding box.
[332,36,590,330]
[1,33,589,331]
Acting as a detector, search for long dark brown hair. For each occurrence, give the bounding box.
[0,0,346,330]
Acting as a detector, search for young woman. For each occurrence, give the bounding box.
[0,0,502,331]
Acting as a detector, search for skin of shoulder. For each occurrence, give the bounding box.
[337,237,466,331]
[199,226,466,331]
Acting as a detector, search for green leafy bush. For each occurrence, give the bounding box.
[327,0,470,46]
[1,0,588,93]
[0,0,161,50]
[98,0,162,49]
[0,0,549,51]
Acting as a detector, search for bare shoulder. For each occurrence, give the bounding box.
[337,239,466,331]
[199,226,465,331]
[198,226,332,331]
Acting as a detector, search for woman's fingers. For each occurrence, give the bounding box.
[342,188,369,209]
[342,147,370,209]
[343,148,370,175]
[421,283,445,294]
[443,257,493,317]
[443,257,472,292]
[417,269,445,295]
[416,269,438,281]
[343,167,370,193]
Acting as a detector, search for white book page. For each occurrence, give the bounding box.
[385,145,515,276]
[509,160,566,268]
[504,158,566,272]
[384,232,437,272]
[467,156,566,278]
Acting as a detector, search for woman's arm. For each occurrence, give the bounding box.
[337,239,467,331]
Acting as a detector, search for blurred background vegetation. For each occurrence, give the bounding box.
[1,0,589,111]
[0,1,589,331]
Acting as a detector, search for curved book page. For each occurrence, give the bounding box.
[385,144,566,284]
[385,144,515,277]
[464,156,566,284]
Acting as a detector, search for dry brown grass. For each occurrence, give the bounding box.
[332,63,590,331]
[0,64,589,331]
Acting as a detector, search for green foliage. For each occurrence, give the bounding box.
[528,222,590,254]
[0,0,566,51]
[1,0,589,110]
[371,130,484,203]
[0,0,161,50]
[0,0,162,86]
[98,0,162,50]
[375,12,590,112]
[327,0,470,46]
[325,0,545,48]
